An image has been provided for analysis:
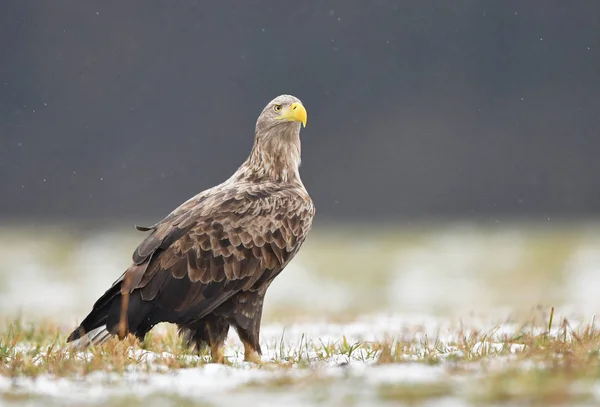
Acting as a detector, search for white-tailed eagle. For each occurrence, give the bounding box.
[67,94,314,364]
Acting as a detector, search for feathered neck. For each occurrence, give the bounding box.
[233,124,302,184]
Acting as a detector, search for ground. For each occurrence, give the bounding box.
[2,221,600,406]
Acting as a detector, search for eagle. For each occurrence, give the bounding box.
[67,94,314,364]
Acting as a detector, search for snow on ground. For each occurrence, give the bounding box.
[3,222,600,405]
[0,314,518,407]
[4,311,593,407]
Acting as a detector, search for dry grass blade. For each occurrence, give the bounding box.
[2,309,600,405]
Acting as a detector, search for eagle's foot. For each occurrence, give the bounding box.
[244,351,262,364]
[242,340,263,364]
[210,345,230,365]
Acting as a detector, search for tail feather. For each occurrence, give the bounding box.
[67,282,122,344]
[67,281,156,349]
[68,325,113,350]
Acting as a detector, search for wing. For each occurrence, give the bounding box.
[121,183,314,322]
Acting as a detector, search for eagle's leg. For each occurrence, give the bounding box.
[206,317,230,364]
[231,292,265,364]
[210,343,225,364]
[242,339,262,364]
[178,315,230,364]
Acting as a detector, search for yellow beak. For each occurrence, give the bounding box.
[281,102,307,127]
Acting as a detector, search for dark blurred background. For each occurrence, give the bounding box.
[1,1,599,223]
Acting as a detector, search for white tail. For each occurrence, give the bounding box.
[68,325,112,350]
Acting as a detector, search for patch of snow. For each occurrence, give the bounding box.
[0,316,534,406]
[565,245,600,309]
[267,262,353,312]
[388,226,527,314]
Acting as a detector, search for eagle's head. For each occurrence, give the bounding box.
[255,94,307,135]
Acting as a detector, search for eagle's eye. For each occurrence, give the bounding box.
[273,104,282,112]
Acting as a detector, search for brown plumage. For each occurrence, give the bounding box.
[67,94,314,363]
